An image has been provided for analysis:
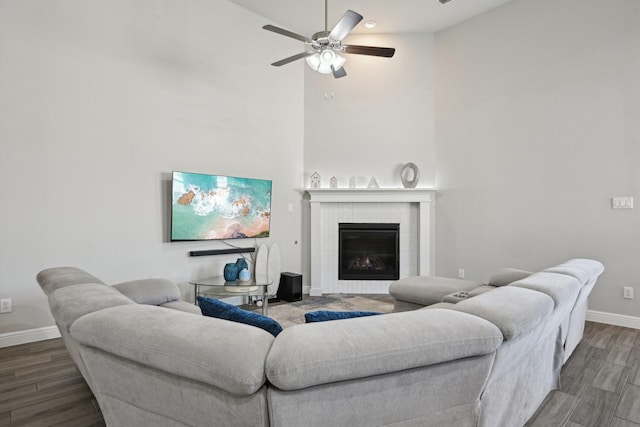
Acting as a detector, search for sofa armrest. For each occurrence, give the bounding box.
[112,278,180,305]
[389,276,481,307]
[70,304,274,396]
[265,309,503,390]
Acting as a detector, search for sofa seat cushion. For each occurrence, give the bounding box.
[304,310,382,323]
[49,283,135,332]
[197,296,283,337]
[37,267,106,296]
[70,304,274,396]
[389,276,481,307]
[113,278,180,305]
[452,286,554,341]
[266,309,503,390]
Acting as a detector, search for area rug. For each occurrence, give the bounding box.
[263,295,394,329]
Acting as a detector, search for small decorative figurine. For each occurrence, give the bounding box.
[401,162,420,188]
[330,176,338,188]
[367,176,379,189]
[310,172,321,188]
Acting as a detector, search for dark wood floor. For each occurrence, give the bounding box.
[526,321,640,427]
[1,317,638,426]
[0,338,104,427]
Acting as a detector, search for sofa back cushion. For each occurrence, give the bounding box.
[113,278,180,305]
[37,267,106,296]
[560,259,605,278]
[508,272,580,310]
[266,309,503,390]
[452,286,554,341]
[488,268,533,287]
[544,259,605,287]
[70,304,274,396]
[49,283,135,332]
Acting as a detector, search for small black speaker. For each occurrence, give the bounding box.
[277,272,302,302]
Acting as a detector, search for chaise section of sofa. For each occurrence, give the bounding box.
[387,258,605,427]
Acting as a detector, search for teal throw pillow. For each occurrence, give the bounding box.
[197,296,283,337]
[304,310,383,323]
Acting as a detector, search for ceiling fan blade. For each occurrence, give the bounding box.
[331,65,347,79]
[271,51,315,67]
[343,45,396,58]
[329,10,363,41]
[263,24,314,44]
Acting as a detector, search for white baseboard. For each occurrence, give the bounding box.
[0,326,61,348]
[587,310,640,330]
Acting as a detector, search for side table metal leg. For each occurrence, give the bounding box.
[262,292,268,316]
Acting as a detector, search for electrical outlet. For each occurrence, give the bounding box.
[0,298,11,313]
[458,269,465,279]
[623,287,634,300]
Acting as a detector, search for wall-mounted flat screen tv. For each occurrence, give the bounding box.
[171,171,272,241]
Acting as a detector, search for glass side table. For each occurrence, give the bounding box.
[190,276,270,316]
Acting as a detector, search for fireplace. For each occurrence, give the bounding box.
[338,223,400,281]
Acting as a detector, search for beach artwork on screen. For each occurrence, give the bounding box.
[171,171,272,241]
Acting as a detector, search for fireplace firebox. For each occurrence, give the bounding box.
[338,223,400,281]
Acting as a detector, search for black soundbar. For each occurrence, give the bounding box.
[189,248,256,257]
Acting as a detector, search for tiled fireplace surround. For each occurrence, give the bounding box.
[306,189,436,296]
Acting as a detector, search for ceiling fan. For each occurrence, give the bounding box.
[262,0,396,79]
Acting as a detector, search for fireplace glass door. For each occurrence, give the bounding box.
[338,223,400,281]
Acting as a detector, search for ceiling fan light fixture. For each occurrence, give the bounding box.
[306,49,345,74]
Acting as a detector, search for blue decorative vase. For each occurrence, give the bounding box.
[223,263,239,281]
[236,257,249,271]
[238,268,251,282]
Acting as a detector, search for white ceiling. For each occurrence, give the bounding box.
[229,0,515,35]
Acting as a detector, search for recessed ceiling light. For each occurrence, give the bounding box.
[364,20,377,29]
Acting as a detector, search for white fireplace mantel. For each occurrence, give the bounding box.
[304,188,436,296]
[305,188,435,204]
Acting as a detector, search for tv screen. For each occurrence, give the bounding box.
[171,171,272,241]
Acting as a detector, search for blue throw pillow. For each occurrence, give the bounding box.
[197,296,283,337]
[304,310,383,323]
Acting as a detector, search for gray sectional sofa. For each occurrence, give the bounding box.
[37,258,603,427]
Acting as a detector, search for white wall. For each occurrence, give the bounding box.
[301,32,436,288]
[434,0,640,317]
[304,32,436,189]
[0,0,304,334]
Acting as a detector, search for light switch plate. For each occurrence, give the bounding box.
[612,197,634,209]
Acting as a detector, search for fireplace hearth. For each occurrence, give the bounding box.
[338,223,400,281]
